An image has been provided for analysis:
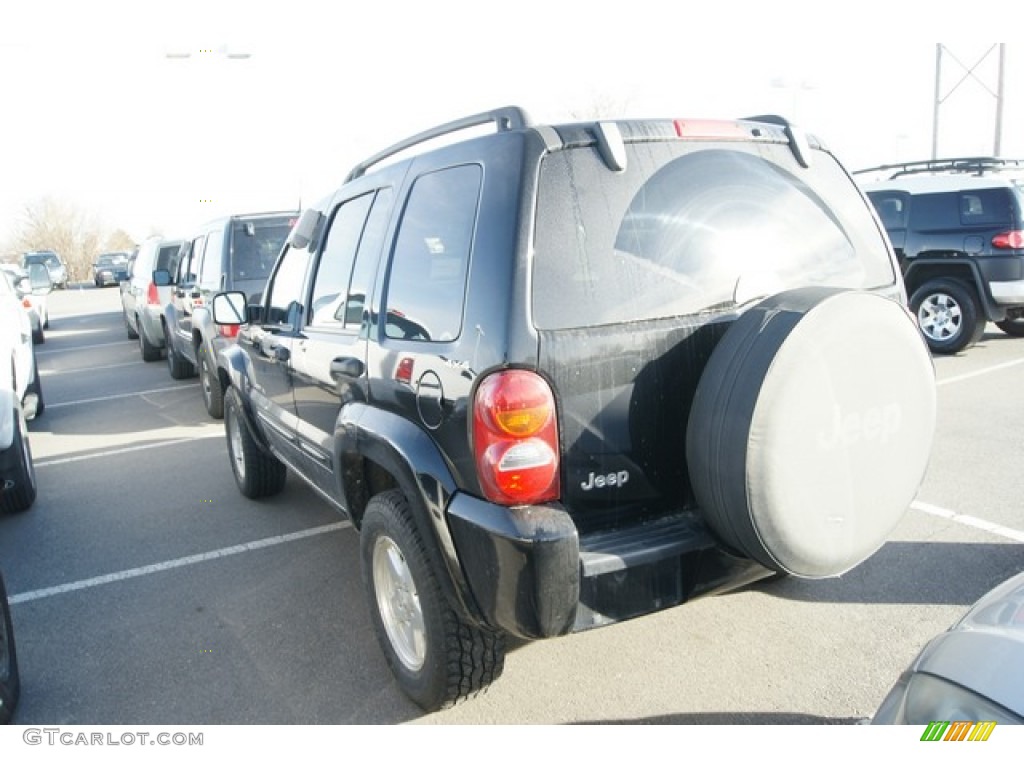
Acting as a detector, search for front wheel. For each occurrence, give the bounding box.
[200,352,224,419]
[223,387,286,498]
[909,279,986,354]
[0,571,20,724]
[0,407,36,514]
[360,490,505,711]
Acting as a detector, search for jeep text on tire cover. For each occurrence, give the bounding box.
[212,107,936,711]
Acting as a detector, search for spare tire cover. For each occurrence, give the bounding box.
[686,286,936,578]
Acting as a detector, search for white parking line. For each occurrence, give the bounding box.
[936,358,1024,387]
[8,521,352,605]
[34,431,224,468]
[40,361,142,376]
[36,341,131,355]
[911,500,1024,543]
[45,384,196,409]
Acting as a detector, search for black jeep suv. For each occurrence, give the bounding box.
[212,107,936,711]
[857,157,1024,354]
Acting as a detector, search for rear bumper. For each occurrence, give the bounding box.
[989,279,1024,305]
[447,496,773,639]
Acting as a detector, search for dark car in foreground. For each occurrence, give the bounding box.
[212,107,937,711]
[873,569,1024,727]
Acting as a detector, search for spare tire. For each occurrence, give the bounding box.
[686,286,936,578]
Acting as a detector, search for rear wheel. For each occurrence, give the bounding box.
[224,387,286,498]
[166,335,196,380]
[0,571,20,724]
[124,309,139,340]
[24,356,43,420]
[909,279,985,354]
[139,321,162,362]
[200,351,225,418]
[996,310,1024,337]
[361,489,505,711]
[0,407,36,514]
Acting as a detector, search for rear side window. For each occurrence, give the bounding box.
[958,188,1012,227]
[866,192,907,230]
[383,165,480,342]
[533,145,896,329]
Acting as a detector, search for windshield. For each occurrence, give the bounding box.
[533,144,896,330]
[23,252,59,268]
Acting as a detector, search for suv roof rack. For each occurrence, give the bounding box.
[853,157,1024,179]
[345,106,532,183]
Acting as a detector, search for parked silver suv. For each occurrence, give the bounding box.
[121,236,184,361]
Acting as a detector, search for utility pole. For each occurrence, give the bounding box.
[931,43,1006,159]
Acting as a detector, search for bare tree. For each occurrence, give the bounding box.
[104,229,138,253]
[10,197,117,283]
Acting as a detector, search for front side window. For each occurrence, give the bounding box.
[199,226,225,288]
[383,165,480,341]
[264,240,314,328]
[308,193,375,327]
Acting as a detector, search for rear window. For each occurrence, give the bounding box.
[533,145,896,329]
[229,217,295,281]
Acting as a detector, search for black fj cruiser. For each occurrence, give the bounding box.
[212,107,937,711]
[857,157,1024,354]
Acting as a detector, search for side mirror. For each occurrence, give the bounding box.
[288,208,323,250]
[212,291,249,326]
[152,269,172,287]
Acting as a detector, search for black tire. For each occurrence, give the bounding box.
[199,350,224,419]
[686,287,936,579]
[31,326,43,346]
[139,321,162,362]
[909,279,985,354]
[25,356,44,420]
[995,315,1024,337]
[0,571,19,724]
[124,309,139,340]
[360,489,506,711]
[224,387,286,498]
[166,335,196,380]
[0,407,36,514]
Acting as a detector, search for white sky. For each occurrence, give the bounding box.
[1,1,1020,247]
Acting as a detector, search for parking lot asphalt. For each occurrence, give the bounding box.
[1,285,1022,726]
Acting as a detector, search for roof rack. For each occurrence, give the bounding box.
[344,106,532,183]
[853,157,1024,179]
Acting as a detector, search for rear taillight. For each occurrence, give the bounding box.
[473,370,560,506]
[218,324,240,339]
[22,298,31,309]
[992,230,1024,249]
[146,282,160,305]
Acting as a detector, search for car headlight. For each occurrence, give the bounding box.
[877,671,1024,725]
